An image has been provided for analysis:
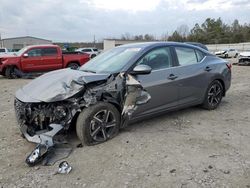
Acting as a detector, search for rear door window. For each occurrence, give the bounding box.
[175,47,199,66]
[42,48,57,56]
[195,50,205,62]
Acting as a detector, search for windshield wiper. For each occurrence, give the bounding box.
[81,69,96,73]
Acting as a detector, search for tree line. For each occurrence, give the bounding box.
[119,18,250,44]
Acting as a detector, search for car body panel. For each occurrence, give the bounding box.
[133,68,178,117]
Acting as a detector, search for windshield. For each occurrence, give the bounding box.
[15,47,29,56]
[80,47,141,73]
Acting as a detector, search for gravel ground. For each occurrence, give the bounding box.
[0,59,250,188]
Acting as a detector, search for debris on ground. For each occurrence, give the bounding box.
[170,169,176,173]
[57,161,72,174]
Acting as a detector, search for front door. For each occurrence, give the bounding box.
[21,48,43,72]
[132,46,179,117]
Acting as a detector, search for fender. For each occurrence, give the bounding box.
[1,56,22,73]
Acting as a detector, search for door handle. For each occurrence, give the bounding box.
[205,66,212,72]
[168,74,178,80]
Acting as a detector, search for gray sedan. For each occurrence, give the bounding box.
[15,42,231,165]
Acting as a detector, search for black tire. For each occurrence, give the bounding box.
[90,54,96,59]
[202,80,223,110]
[76,102,120,146]
[225,54,228,58]
[5,66,18,79]
[234,53,238,58]
[67,62,79,70]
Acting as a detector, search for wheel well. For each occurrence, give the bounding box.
[3,65,19,74]
[215,79,226,96]
[71,101,122,131]
[109,101,122,113]
[67,61,80,67]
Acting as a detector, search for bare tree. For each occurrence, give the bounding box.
[177,24,189,38]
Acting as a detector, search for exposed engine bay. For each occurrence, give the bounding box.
[14,69,151,166]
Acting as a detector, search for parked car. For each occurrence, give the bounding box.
[215,49,238,58]
[0,48,8,54]
[238,51,250,65]
[75,47,100,58]
[0,44,90,78]
[14,42,231,165]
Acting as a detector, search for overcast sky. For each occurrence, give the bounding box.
[0,0,249,42]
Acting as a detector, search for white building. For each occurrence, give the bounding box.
[0,36,52,50]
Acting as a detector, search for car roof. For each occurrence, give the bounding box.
[25,44,58,48]
[185,42,208,51]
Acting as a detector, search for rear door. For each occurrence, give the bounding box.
[21,48,43,72]
[172,46,209,105]
[41,47,62,71]
[132,46,179,117]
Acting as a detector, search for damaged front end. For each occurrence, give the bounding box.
[14,99,80,165]
[14,69,151,166]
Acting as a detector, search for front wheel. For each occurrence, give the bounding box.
[76,102,120,146]
[5,66,19,79]
[202,80,223,110]
[67,63,79,70]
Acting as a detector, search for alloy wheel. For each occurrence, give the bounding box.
[89,109,117,142]
[207,83,222,107]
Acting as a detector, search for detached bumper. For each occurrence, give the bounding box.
[20,123,63,147]
[19,123,63,166]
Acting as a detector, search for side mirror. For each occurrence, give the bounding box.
[23,53,29,58]
[131,64,152,75]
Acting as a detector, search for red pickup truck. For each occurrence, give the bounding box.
[0,44,90,78]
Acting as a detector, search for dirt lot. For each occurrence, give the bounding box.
[0,59,250,188]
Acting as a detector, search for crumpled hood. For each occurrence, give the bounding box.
[215,50,226,54]
[16,68,110,102]
[239,52,250,57]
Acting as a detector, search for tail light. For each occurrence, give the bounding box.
[226,63,232,70]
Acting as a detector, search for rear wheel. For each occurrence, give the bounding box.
[90,54,96,59]
[225,54,228,58]
[202,80,223,110]
[5,66,18,79]
[67,62,79,70]
[76,102,120,146]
